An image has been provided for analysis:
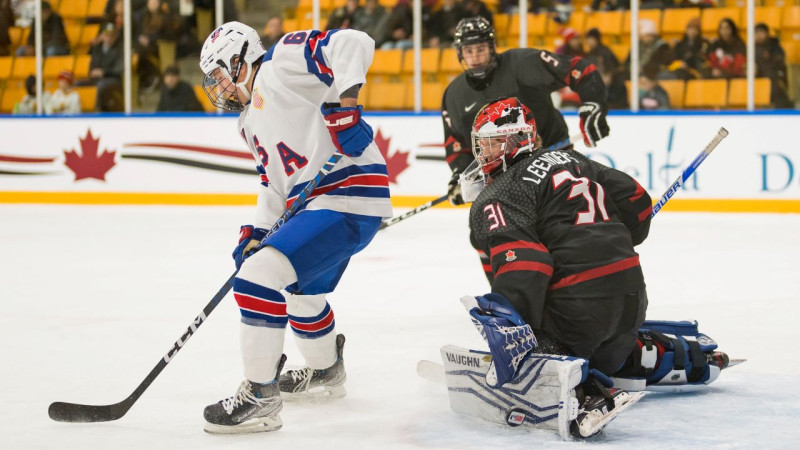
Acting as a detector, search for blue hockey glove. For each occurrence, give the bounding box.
[321,102,373,158]
[232,225,267,270]
[578,102,610,147]
[461,293,537,387]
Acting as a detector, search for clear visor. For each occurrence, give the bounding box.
[202,66,244,112]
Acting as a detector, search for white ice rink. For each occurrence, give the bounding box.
[2,205,800,449]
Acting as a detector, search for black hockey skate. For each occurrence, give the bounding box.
[570,384,644,438]
[203,355,286,434]
[279,333,346,401]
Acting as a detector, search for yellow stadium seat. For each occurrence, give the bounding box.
[508,13,549,46]
[609,43,630,64]
[281,18,299,32]
[659,79,685,109]
[1,86,27,113]
[565,11,588,34]
[8,26,24,46]
[783,39,800,63]
[58,0,88,20]
[80,24,101,47]
[73,54,91,79]
[622,9,662,45]
[700,8,743,40]
[0,56,12,79]
[366,81,407,110]
[494,13,510,44]
[422,81,446,110]
[662,8,701,42]
[369,49,403,80]
[783,6,800,39]
[74,86,97,112]
[11,56,36,80]
[727,78,771,107]
[754,6,783,33]
[43,55,75,78]
[584,11,624,43]
[194,85,215,112]
[401,48,441,78]
[684,79,727,108]
[87,0,106,17]
[439,48,462,76]
[377,0,395,8]
[64,23,82,49]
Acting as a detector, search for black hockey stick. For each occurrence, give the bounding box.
[48,153,344,423]
[378,132,584,230]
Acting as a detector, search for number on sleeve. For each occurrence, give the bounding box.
[283,32,307,45]
[539,51,559,68]
[483,203,508,231]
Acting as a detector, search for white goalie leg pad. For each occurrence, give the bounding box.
[440,345,586,441]
[285,293,338,370]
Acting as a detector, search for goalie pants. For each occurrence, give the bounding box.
[538,289,648,375]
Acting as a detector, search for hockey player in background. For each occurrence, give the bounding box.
[451,98,733,438]
[442,17,610,206]
[198,22,392,433]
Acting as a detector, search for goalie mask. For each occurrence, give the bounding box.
[199,21,266,112]
[471,97,539,176]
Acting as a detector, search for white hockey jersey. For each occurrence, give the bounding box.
[237,29,393,228]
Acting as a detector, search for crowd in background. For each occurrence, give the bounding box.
[1,0,797,113]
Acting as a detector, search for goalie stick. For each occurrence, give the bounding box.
[379,132,585,230]
[48,153,344,423]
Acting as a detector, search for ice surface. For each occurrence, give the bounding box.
[1,205,799,449]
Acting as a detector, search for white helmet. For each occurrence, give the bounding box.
[199,21,266,112]
[470,97,538,176]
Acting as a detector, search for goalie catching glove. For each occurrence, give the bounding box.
[233,225,267,270]
[578,102,609,147]
[460,293,537,387]
[321,103,373,158]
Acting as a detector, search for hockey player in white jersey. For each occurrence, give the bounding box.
[198,22,392,434]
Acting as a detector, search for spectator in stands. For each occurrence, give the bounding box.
[326,0,361,30]
[755,23,792,108]
[45,70,81,115]
[352,0,387,41]
[670,17,709,80]
[261,15,284,49]
[135,0,180,92]
[464,0,493,26]
[13,75,49,114]
[626,19,674,80]
[425,0,469,47]
[590,0,629,12]
[157,65,203,112]
[0,0,12,56]
[379,0,413,49]
[639,65,670,110]
[602,68,628,110]
[556,28,585,57]
[707,18,745,79]
[17,1,69,56]
[585,28,619,74]
[88,22,124,112]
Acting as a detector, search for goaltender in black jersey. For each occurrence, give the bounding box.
[443,17,610,205]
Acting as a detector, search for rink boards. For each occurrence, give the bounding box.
[0,112,798,213]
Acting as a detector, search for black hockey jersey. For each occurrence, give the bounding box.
[468,149,652,329]
[442,48,606,175]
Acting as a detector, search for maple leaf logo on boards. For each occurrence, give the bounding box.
[63,129,117,181]
[372,128,410,184]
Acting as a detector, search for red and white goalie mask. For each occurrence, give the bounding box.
[471,98,539,176]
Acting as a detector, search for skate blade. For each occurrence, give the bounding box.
[281,384,346,402]
[203,415,283,434]
[576,391,645,438]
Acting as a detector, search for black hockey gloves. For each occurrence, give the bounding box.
[578,102,610,147]
[233,225,268,270]
[321,103,373,158]
[447,171,465,206]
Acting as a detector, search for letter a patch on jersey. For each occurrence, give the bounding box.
[277,142,308,175]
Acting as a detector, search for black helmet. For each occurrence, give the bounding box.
[454,17,497,80]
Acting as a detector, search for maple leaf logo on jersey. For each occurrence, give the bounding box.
[505,250,517,262]
[63,129,117,181]
[372,128,410,184]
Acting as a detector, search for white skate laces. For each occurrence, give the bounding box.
[221,380,276,414]
[287,367,314,392]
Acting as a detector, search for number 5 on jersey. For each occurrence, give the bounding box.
[552,170,609,225]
